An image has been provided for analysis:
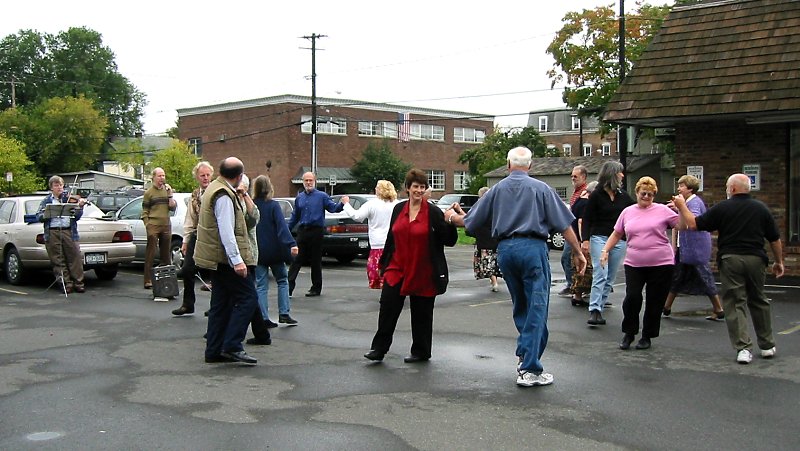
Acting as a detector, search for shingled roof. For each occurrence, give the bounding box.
[604,0,800,127]
[483,154,662,178]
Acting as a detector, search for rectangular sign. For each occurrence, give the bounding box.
[686,166,704,192]
[743,164,761,191]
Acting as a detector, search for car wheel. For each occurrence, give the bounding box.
[171,238,184,269]
[549,232,566,251]
[335,255,357,264]
[94,264,119,281]
[4,247,27,285]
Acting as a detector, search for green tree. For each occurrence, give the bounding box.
[0,27,146,136]
[146,140,198,193]
[0,134,43,194]
[0,95,108,176]
[458,126,552,192]
[546,4,670,119]
[350,140,412,193]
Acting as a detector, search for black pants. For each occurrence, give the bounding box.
[621,264,674,338]
[370,281,435,358]
[178,233,197,307]
[288,226,324,294]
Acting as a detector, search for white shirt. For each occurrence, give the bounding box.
[343,198,398,249]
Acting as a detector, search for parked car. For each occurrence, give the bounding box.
[436,193,480,213]
[88,189,144,214]
[0,195,136,285]
[276,195,370,263]
[114,193,192,268]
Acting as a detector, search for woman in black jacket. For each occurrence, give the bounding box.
[364,169,458,363]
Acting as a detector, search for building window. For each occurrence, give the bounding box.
[571,115,580,130]
[426,170,445,191]
[790,125,799,243]
[453,171,470,191]
[583,143,592,156]
[301,115,347,135]
[563,144,572,157]
[358,121,398,138]
[188,137,202,157]
[538,116,548,132]
[454,127,485,143]
[411,123,445,141]
[555,187,568,201]
[601,142,611,156]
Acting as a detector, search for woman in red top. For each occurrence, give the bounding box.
[364,169,458,363]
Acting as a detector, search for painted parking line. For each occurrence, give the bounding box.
[777,324,800,335]
[0,287,28,295]
[469,299,509,307]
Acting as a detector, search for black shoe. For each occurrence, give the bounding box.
[221,350,257,364]
[205,354,235,363]
[571,298,588,307]
[662,308,671,317]
[620,334,635,350]
[172,305,194,316]
[265,319,279,328]
[204,310,209,317]
[305,291,321,297]
[404,355,430,363]
[587,310,606,325]
[635,338,651,350]
[279,314,298,325]
[246,337,272,346]
[364,350,385,361]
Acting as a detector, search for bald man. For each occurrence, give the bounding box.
[142,167,177,290]
[672,173,784,365]
[287,172,344,297]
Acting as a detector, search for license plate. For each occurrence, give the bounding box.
[358,240,369,249]
[85,252,107,265]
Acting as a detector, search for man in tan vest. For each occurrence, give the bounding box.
[194,157,260,364]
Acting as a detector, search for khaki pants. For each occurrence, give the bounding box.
[46,228,84,289]
[719,254,775,352]
[144,223,172,285]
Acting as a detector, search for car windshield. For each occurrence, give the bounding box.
[436,194,461,205]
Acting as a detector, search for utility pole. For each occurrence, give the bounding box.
[2,76,24,108]
[301,33,326,175]
[618,0,628,190]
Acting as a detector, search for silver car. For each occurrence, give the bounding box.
[0,195,136,285]
[114,193,191,268]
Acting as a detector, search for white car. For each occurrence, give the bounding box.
[114,193,191,268]
[0,195,136,285]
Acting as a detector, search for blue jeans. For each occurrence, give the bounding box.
[561,240,573,289]
[497,237,550,374]
[589,235,626,313]
[205,264,259,358]
[256,263,291,320]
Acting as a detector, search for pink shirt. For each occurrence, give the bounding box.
[614,203,679,267]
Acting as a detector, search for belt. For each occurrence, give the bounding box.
[500,232,546,241]
[50,227,72,230]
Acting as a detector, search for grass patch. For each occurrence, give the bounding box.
[457,227,475,246]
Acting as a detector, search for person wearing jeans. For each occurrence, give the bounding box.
[255,263,292,326]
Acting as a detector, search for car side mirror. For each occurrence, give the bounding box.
[24,214,39,224]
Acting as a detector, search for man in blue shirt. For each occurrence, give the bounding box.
[287,172,344,297]
[450,147,586,387]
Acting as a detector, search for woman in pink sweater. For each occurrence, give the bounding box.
[600,177,678,350]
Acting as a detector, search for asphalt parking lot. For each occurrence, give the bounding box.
[0,245,798,450]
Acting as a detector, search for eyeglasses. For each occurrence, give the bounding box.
[638,192,655,198]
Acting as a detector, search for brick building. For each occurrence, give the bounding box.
[176,94,493,199]
[604,0,800,276]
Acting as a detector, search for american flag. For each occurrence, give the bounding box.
[398,112,411,142]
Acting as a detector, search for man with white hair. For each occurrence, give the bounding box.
[450,146,586,387]
[672,173,784,365]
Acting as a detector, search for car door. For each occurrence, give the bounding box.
[0,199,17,253]
[115,197,147,260]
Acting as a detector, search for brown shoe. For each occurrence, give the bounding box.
[144,282,153,289]
[74,286,86,293]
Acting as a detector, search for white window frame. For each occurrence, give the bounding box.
[453,171,470,191]
[426,169,445,191]
[601,142,612,156]
[555,187,568,201]
[583,143,592,156]
[538,116,548,132]
[188,137,202,157]
[454,127,485,143]
[358,121,398,138]
[571,115,580,130]
[301,115,347,135]
[563,144,572,157]
[411,123,445,141]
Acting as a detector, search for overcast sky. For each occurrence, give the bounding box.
[3,1,670,135]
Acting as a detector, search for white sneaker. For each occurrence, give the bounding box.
[760,347,776,358]
[516,371,554,387]
[736,349,753,364]
[491,283,499,292]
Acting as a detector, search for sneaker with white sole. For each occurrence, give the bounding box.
[736,349,753,364]
[491,283,499,292]
[760,347,776,358]
[516,371,554,387]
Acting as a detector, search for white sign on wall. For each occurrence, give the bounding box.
[743,164,761,191]
[686,166,704,191]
